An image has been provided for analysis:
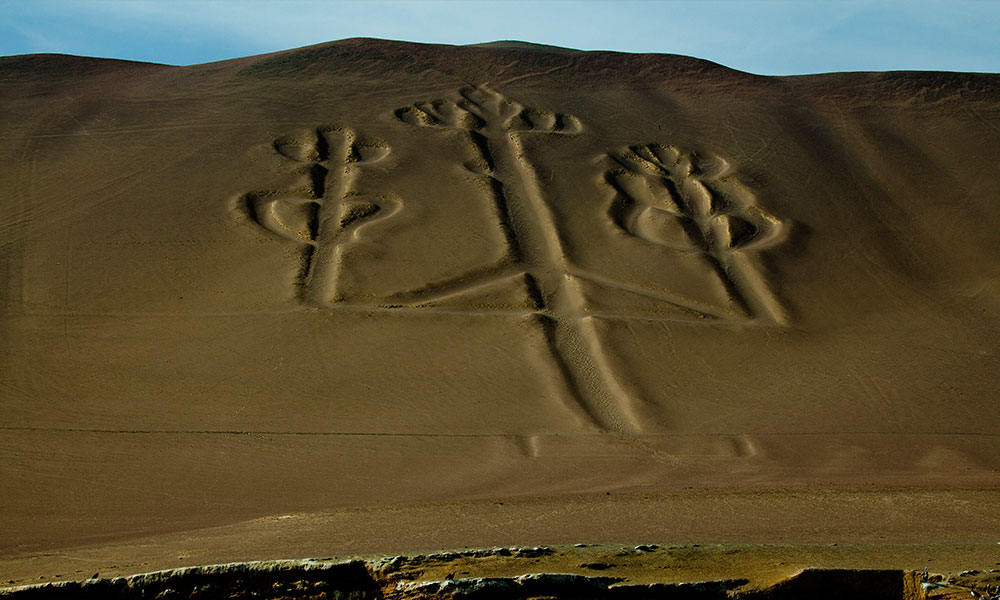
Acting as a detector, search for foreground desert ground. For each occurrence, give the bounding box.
[1,38,999,591]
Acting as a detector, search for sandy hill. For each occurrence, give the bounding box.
[1,38,999,584]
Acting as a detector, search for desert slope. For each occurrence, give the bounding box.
[1,38,999,576]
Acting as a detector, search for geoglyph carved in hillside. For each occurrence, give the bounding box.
[606,143,788,325]
[244,126,400,306]
[241,86,789,433]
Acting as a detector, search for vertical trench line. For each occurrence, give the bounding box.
[305,131,353,306]
[4,139,34,316]
[489,128,636,433]
[725,252,789,325]
[468,131,522,262]
[716,178,788,325]
[686,175,787,325]
[546,314,632,433]
[496,131,573,279]
[533,314,609,432]
[577,316,648,431]
[681,176,755,320]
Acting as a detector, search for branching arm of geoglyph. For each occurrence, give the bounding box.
[607,143,788,324]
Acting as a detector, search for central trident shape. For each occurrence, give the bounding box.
[396,85,644,432]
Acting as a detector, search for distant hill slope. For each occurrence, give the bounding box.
[1,37,999,583]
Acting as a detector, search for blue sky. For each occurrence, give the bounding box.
[2,0,999,75]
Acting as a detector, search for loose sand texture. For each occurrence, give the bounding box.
[1,38,999,584]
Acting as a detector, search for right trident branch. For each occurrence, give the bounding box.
[609,143,789,325]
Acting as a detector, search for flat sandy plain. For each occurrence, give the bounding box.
[1,39,1000,589]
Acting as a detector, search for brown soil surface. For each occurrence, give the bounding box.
[1,38,999,586]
